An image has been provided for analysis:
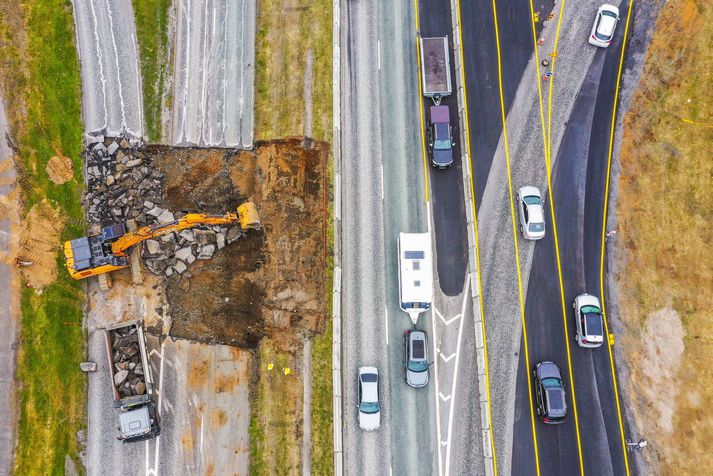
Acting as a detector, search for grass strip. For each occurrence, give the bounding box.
[0,0,86,473]
[254,0,332,140]
[132,0,171,142]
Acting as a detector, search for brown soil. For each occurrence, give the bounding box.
[146,138,327,349]
[17,200,63,288]
[45,155,74,185]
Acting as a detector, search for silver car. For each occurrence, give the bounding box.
[404,329,430,388]
[517,186,546,240]
[357,366,381,431]
[588,4,620,47]
[573,293,605,348]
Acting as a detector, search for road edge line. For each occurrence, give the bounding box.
[450,0,497,474]
[332,0,343,473]
[599,1,635,473]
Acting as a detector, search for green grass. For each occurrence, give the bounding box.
[0,0,86,473]
[132,0,171,142]
[254,0,332,140]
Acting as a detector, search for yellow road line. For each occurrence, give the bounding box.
[413,0,430,202]
[599,2,635,474]
[454,0,499,472]
[490,0,541,473]
[526,0,586,474]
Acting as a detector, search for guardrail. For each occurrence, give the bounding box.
[332,0,343,474]
[449,0,496,474]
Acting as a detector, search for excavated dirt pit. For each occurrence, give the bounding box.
[146,138,328,349]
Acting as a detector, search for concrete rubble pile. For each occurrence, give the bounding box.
[141,225,246,280]
[111,325,146,398]
[82,134,246,284]
[83,134,163,226]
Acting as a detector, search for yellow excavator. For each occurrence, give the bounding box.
[64,202,260,281]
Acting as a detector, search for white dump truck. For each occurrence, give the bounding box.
[104,320,160,443]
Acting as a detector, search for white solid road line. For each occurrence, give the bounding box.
[384,304,389,345]
[431,302,444,476]
[377,40,381,70]
[444,275,471,476]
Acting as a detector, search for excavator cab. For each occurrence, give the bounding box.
[64,223,131,279]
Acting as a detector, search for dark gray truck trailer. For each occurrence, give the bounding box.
[419,36,452,104]
[104,320,160,443]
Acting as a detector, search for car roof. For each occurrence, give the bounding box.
[546,388,567,415]
[528,204,545,223]
[598,14,617,35]
[537,361,562,380]
[409,332,427,360]
[430,105,450,124]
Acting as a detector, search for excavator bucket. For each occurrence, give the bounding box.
[237,202,261,230]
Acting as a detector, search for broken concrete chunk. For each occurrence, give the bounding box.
[174,260,187,274]
[106,175,115,186]
[175,246,194,261]
[145,239,161,256]
[114,370,129,386]
[179,230,195,242]
[197,244,215,260]
[226,226,242,244]
[165,266,174,277]
[157,210,175,223]
[216,233,225,250]
[134,381,146,395]
[194,229,217,246]
[126,158,143,168]
[143,200,154,209]
[107,141,120,155]
[120,138,130,148]
[80,362,97,372]
[186,253,196,264]
[147,207,164,217]
[93,142,107,153]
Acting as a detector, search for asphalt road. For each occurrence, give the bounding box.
[512,1,636,474]
[72,0,144,138]
[0,99,18,476]
[459,0,553,203]
[171,0,255,148]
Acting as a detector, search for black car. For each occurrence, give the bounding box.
[427,105,454,168]
[533,361,567,424]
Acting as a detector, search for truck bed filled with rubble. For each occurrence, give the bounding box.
[83,136,328,348]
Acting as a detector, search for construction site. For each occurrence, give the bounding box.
[75,135,328,348]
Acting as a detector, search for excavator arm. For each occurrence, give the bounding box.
[111,202,261,255]
[64,202,260,280]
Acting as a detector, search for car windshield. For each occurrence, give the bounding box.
[541,377,561,388]
[434,139,452,150]
[359,401,380,414]
[584,313,603,336]
[529,222,545,233]
[523,195,541,206]
[361,373,377,382]
[408,360,429,373]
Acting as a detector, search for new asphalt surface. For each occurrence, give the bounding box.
[512,1,636,474]
[171,0,255,148]
[72,0,144,138]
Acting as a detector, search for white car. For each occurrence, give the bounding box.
[517,186,546,240]
[357,366,381,431]
[589,4,620,47]
[573,293,604,348]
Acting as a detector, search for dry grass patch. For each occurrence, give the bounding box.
[616,0,713,472]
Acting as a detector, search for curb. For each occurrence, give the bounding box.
[332,0,343,474]
[449,0,495,474]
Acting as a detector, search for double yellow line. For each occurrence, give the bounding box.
[525,0,586,473]
[526,1,635,475]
